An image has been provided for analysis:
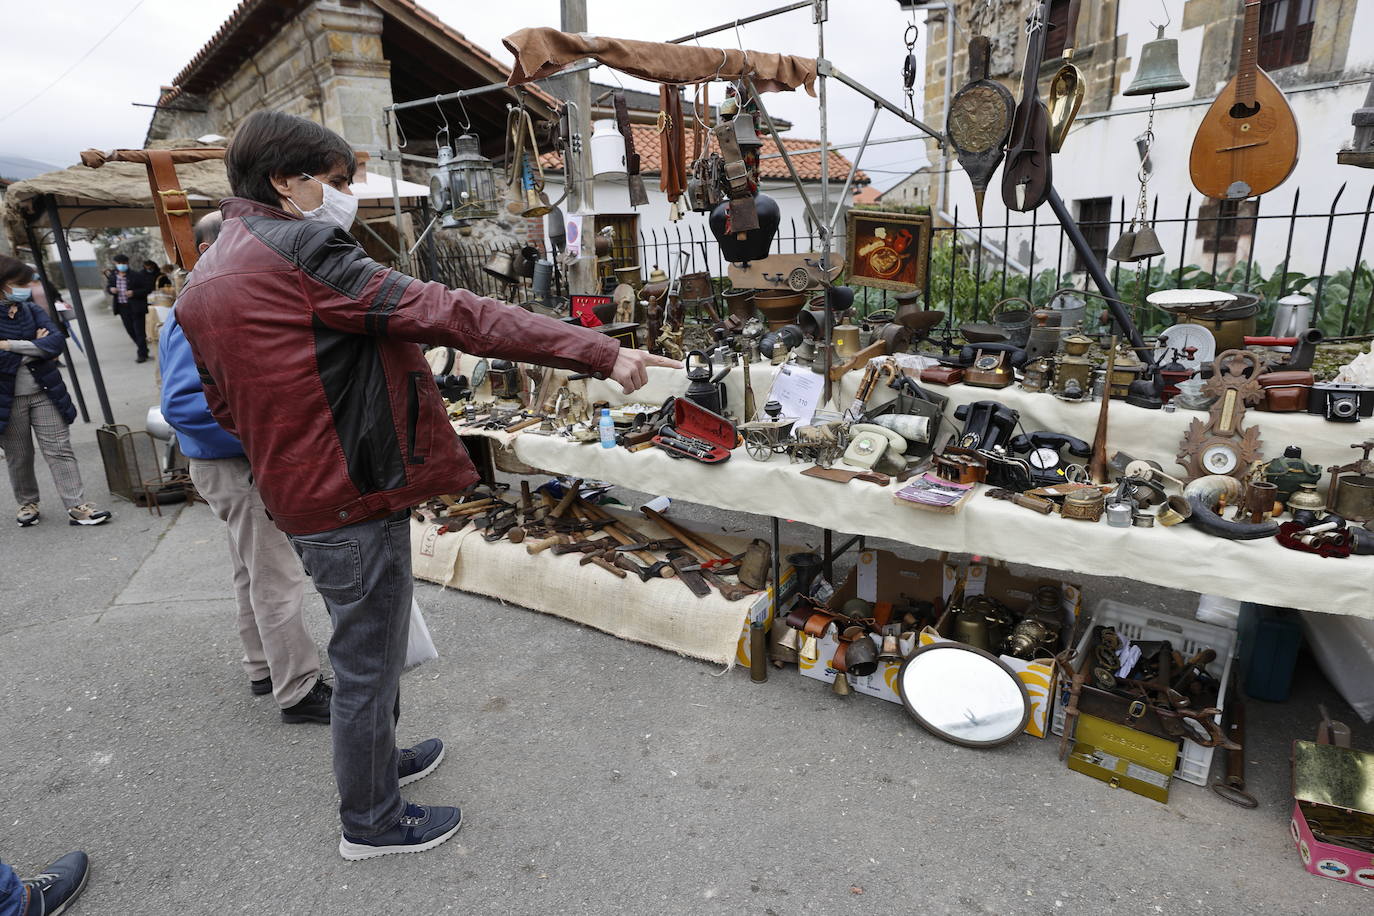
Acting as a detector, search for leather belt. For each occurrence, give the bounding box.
[614,91,649,207]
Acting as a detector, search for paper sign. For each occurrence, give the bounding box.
[764,364,825,426]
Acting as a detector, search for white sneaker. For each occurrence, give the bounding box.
[67,503,112,526]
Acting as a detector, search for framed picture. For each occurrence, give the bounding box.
[845,210,931,292]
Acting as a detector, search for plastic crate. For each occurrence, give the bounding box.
[1052,599,1237,787]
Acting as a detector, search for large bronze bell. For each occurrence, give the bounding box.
[1123,26,1190,97]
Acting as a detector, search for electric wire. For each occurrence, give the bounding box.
[0,0,148,125]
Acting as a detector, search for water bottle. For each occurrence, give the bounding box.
[598,408,616,449]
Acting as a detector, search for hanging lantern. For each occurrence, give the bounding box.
[590,119,627,178]
[429,133,498,225]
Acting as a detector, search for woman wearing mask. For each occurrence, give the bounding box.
[0,256,111,527]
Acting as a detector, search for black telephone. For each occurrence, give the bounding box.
[1009,431,1092,485]
[953,400,1020,451]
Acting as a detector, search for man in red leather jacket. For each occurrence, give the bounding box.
[177,110,676,860]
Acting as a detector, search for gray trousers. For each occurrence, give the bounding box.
[2,392,85,509]
[289,509,413,837]
[189,457,319,708]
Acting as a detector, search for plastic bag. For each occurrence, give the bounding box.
[404,596,438,670]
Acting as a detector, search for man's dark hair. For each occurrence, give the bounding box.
[226,110,357,208]
[0,254,31,289]
[143,260,159,271]
[194,211,225,248]
[113,254,130,264]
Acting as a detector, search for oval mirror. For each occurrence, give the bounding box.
[897,643,1030,748]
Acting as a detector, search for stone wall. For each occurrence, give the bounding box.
[920,1,1130,218]
[147,1,393,153]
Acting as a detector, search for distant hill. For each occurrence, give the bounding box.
[0,154,60,183]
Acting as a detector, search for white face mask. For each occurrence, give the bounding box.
[289,174,358,231]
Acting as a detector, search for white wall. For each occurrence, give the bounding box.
[936,0,1374,281]
[543,175,840,272]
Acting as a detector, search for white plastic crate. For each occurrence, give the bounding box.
[1052,599,1237,787]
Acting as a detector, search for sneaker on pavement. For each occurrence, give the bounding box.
[16,503,39,527]
[22,850,90,916]
[339,802,462,861]
[280,677,331,724]
[250,676,273,696]
[67,504,111,527]
[398,738,445,787]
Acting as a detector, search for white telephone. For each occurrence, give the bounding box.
[841,423,908,470]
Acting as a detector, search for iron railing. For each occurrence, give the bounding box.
[421,182,1374,339]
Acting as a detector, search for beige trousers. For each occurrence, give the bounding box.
[189,456,320,708]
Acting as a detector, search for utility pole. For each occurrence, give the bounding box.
[562,0,597,295]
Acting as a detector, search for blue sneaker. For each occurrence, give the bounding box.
[398,738,445,787]
[22,850,90,916]
[339,802,462,860]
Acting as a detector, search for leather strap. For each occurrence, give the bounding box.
[146,150,200,270]
[711,118,758,231]
[657,86,686,202]
[614,90,649,206]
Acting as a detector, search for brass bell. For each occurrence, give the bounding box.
[832,671,851,696]
[1129,225,1165,260]
[1123,26,1190,97]
[878,628,903,662]
[1109,225,1165,263]
[1107,230,1137,262]
[799,634,820,661]
[778,627,801,652]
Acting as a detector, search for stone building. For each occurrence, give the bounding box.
[143,0,557,267]
[905,0,1373,276]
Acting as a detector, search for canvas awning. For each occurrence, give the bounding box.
[2,140,428,240]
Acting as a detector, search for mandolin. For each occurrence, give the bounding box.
[1189,0,1299,200]
[1002,2,1053,213]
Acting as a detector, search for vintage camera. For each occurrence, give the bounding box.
[1307,383,1374,422]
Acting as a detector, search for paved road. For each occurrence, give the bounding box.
[1,296,1367,915]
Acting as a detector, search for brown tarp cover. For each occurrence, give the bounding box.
[503,27,817,96]
[2,139,229,241]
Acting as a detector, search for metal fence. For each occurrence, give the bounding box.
[422,182,1374,339]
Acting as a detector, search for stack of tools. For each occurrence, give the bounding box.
[431,478,768,602]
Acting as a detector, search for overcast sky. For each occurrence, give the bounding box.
[0,0,931,190]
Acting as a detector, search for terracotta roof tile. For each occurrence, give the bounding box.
[540,124,867,184]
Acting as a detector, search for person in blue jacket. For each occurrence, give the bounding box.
[159,213,329,724]
[0,258,110,527]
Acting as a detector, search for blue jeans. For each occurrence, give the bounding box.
[0,861,23,916]
[289,509,413,838]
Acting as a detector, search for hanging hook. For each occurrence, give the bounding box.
[454,92,472,132]
[1149,0,1172,31]
[435,100,450,150]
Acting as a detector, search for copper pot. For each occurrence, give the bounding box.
[679,271,714,302]
[723,288,757,323]
[755,289,807,330]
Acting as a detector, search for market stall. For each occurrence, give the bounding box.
[386,0,1374,863]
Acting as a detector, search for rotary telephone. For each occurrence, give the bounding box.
[1009,431,1092,485]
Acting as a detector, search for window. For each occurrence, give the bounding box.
[1076,197,1113,272]
[1258,0,1315,70]
[1199,199,1257,254]
[1042,0,1072,62]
